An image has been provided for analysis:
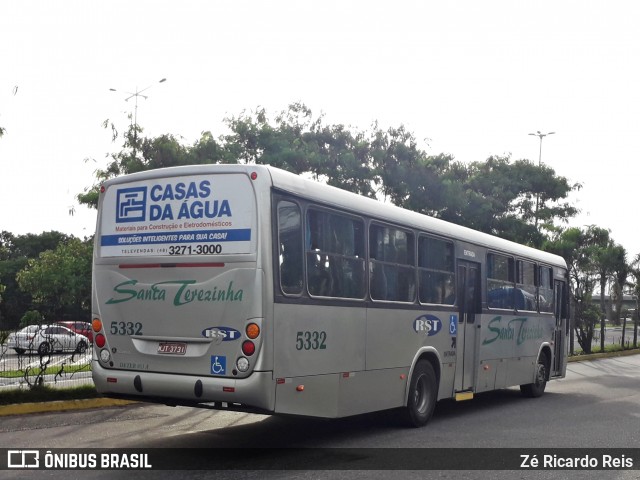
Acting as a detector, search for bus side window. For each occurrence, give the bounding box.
[516,260,537,311]
[539,266,554,313]
[277,200,303,295]
[487,253,515,309]
[306,208,365,299]
[369,224,415,302]
[418,235,455,305]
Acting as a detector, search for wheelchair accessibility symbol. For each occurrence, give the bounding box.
[449,315,458,336]
[211,355,227,375]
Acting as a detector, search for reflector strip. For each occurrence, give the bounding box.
[223,387,235,393]
[107,377,118,383]
[119,263,225,269]
[455,391,474,401]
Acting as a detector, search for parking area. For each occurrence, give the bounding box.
[0,343,93,391]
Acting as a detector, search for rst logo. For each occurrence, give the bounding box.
[413,314,443,336]
[202,326,241,343]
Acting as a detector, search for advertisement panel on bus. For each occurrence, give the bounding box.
[99,174,255,258]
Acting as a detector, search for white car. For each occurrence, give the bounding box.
[6,324,89,355]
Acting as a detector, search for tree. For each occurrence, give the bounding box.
[628,254,640,348]
[0,231,74,328]
[16,238,92,321]
[78,119,227,208]
[547,226,611,354]
[611,255,631,347]
[439,156,580,247]
[592,235,626,351]
[222,103,378,196]
[78,103,580,248]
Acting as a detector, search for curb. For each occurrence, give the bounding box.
[567,348,640,362]
[0,398,138,417]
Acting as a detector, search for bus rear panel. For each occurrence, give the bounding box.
[92,167,274,412]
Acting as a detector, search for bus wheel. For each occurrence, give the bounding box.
[520,352,548,398]
[403,360,438,428]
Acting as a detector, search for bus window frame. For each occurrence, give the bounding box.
[368,220,417,304]
[486,251,517,311]
[417,233,456,307]
[275,197,305,297]
[515,258,538,313]
[304,205,367,301]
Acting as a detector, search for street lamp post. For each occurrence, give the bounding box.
[110,78,167,156]
[528,130,555,165]
[110,77,166,129]
[528,130,555,229]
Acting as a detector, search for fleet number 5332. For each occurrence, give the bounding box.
[295,331,327,350]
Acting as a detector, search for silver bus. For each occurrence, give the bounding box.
[91,164,569,427]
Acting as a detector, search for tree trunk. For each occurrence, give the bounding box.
[600,277,606,352]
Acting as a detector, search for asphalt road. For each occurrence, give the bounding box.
[1,354,640,480]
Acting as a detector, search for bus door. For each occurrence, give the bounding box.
[552,280,567,377]
[455,260,481,393]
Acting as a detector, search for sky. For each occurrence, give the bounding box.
[1,0,640,256]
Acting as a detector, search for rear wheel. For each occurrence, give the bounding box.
[520,352,548,398]
[403,360,438,427]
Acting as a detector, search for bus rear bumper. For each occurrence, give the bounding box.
[92,361,275,413]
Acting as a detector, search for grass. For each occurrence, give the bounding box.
[0,363,90,379]
[0,384,99,405]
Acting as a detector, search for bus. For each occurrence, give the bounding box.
[91,163,569,427]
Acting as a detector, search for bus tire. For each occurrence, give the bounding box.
[520,352,548,398]
[403,360,438,428]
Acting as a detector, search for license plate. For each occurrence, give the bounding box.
[157,342,187,355]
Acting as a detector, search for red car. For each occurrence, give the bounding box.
[56,321,93,343]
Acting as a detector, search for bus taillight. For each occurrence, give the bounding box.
[246,323,260,339]
[242,340,255,356]
[92,318,103,332]
[95,334,106,348]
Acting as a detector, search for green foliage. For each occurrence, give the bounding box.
[16,237,92,322]
[0,231,79,328]
[20,310,43,328]
[78,103,580,250]
[547,225,631,353]
[0,362,90,379]
[78,119,228,208]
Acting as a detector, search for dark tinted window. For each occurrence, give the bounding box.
[306,209,365,299]
[369,224,415,302]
